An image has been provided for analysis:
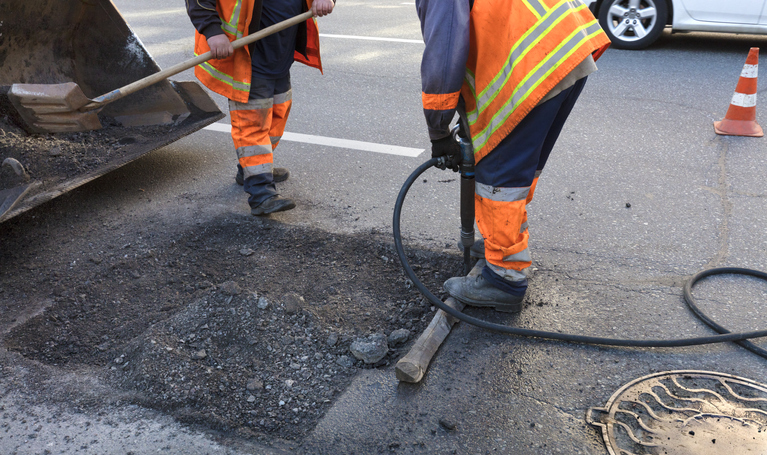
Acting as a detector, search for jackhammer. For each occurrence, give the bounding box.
[454,125,476,275]
[393,124,767,360]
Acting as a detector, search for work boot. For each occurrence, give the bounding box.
[457,238,485,259]
[236,167,290,185]
[250,196,296,216]
[443,274,523,313]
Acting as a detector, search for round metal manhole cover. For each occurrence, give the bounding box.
[587,370,767,455]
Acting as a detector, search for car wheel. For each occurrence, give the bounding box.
[598,0,668,50]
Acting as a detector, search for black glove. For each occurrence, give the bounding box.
[431,136,461,171]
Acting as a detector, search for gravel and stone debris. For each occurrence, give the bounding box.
[350,333,389,364]
[388,329,411,346]
[219,280,241,296]
[283,292,305,314]
[246,379,264,391]
[439,418,457,431]
[1,216,458,442]
[0,116,184,193]
[336,355,355,368]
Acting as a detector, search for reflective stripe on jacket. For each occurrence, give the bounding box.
[417,0,610,162]
[192,0,323,103]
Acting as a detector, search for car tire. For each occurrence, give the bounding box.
[598,0,669,50]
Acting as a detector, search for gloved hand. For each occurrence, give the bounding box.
[431,136,461,171]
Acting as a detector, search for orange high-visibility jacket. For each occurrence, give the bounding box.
[192,0,323,103]
[418,0,610,162]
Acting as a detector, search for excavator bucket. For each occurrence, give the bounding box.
[0,0,224,223]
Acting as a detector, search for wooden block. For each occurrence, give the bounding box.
[395,259,484,383]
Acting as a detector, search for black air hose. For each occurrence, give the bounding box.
[393,158,767,358]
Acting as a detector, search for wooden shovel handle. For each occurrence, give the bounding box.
[82,10,314,111]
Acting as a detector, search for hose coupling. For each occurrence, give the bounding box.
[451,125,474,178]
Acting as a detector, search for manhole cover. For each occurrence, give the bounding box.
[587,370,767,455]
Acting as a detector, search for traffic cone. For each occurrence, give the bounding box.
[714,47,763,137]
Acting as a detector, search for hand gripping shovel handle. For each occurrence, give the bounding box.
[82,10,314,111]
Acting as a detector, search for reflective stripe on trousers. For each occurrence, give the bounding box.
[474,77,586,282]
[229,76,292,206]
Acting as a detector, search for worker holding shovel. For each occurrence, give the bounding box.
[187,0,334,215]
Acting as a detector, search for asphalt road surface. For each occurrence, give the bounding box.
[4,0,767,453]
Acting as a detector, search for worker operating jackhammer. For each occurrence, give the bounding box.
[416,0,610,312]
[187,0,334,216]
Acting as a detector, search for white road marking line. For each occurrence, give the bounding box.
[204,123,424,157]
[121,8,186,18]
[319,33,423,44]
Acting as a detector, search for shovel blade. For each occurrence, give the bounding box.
[8,82,102,133]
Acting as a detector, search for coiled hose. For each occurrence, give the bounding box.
[393,158,767,358]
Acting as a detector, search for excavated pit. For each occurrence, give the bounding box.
[1,214,461,442]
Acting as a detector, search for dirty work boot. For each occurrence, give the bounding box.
[250,196,296,216]
[236,167,290,185]
[456,238,485,259]
[443,274,523,313]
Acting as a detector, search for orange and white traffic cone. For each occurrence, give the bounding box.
[714,47,763,137]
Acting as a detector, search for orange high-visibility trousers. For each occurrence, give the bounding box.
[229,76,292,206]
[474,77,587,295]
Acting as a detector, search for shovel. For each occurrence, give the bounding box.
[7,10,313,134]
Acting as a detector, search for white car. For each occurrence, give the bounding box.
[584,0,767,49]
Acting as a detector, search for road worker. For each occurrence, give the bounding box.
[187,0,334,215]
[416,0,610,311]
